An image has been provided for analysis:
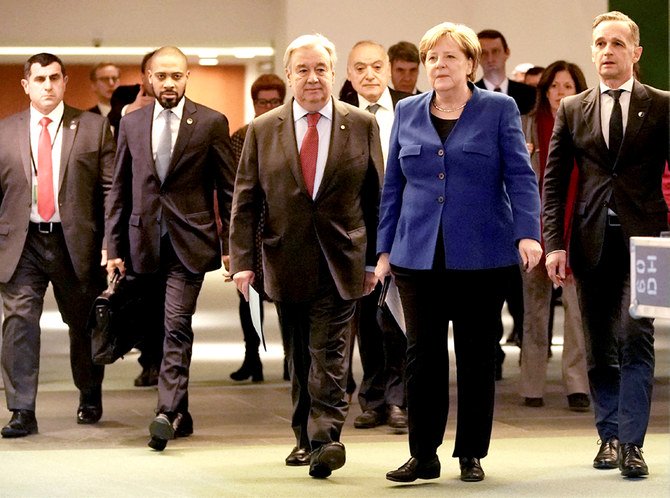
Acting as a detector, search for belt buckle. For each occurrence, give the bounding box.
[38,222,52,233]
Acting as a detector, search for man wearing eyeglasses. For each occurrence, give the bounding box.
[88,62,121,117]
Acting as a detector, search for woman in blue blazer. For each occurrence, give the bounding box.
[378,22,542,483]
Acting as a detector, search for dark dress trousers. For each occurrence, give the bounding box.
[229,98,383,450]
[543,81,669,446]
[0,105,114,411]
[106,97,236,415]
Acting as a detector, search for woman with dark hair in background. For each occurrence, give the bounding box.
[519,60,590,411]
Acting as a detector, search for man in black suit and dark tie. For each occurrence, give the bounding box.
[388,41,421,95]
[230,34,383,478]
[0,53,115,437]
[106,46,236,451]
[87,62,120,117]
[344,40,410,432]
[543,11,669,478]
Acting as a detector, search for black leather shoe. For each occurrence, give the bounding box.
[134,365,159,387]
[285,446,311,466]
[387,405,408,431]
[309,442,346,478]
[230,355,264,382]
[620,443,648,478]
[386,456,440,482]
[459,457,485,482]
[567,393,590,412]
[524,397,544,408]
[148,411,192,450]
[77,388,103,424]
[593,437,619,469]
[354,409,384,429]
[174,411,193,438]
[1,410,38,438]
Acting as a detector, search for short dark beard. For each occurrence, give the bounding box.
[159,92,181,109]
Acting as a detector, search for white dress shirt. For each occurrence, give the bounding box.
[293,98,333,199]
[151,97,185,162]
[357,88,394,168]
[599,77,634,147]
[482,77,509,94]
[30,101,64,223]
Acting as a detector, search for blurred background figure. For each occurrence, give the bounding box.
[519,60,590,411]
[388,41,421,94]
[524,66,545,87]
[88,62,120,117]
[512,62,534,83]
[228,73,287,383]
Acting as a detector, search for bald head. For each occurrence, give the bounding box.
[148,46,190,109]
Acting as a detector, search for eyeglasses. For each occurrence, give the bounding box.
[254,98,283,107]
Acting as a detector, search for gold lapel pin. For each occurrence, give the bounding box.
[186,118,194,125]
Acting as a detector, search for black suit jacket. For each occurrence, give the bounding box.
[108,84,142,138]
[542,82,669,272]
[475,78,536,115]
[0,105,115,283]
[229,98,384,302]
[106,97,236,275]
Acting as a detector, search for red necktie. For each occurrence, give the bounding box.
[300,113,320,196]
[37,116,55,220]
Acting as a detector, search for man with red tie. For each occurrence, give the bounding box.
[0,53,115,437]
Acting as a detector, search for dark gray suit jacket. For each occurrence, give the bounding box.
[0,105,115,283]
[229,98,384,303]
[542,81,669,272]
[106,97,236,275]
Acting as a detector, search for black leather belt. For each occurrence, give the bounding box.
[30,222,62,233]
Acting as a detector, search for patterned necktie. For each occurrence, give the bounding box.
[300,112,320,196]
[37,116,55,220]
[494,87,502,92]
[606,89,624,162]
[155,109,173,182]
[366,103,380,114]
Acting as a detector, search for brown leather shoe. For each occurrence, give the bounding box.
[620,443,648,478]
[593,437,619,469]
[354,409,384,428]
[387,405,407,431]
[285,446,311,466]
[459,457,485,482]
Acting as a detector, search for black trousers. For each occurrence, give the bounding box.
[275,269,355,451]
[0,225,105,411]
[393,265,510,460]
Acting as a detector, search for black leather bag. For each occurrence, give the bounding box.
[88,271,142,365]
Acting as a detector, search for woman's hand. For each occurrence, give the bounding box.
[375,253,391,281]
[518,239,543,272]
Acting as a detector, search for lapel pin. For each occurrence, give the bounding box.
[637,111,644,118]
[186,118,194,125]
[340,124,346,130]
[69,121,77,129]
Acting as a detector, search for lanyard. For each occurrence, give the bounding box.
[30,116,64,176]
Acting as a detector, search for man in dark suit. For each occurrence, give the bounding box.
[475,29,535,378]
[344,40,410,432]
[230,34,383,478]
[388,41,421,95]
[106,46,236,451]
[0,53,114,437]
[543,11,669,478]
[87,62,120,117]
[475,30,536,115]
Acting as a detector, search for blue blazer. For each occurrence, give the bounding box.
[377,84,540,270]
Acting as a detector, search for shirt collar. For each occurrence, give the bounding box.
[292,97,333,122]
[30,101,64,127]
[599,77,635,95]
[357,87,393,111]
[153,96,186,121]
[482,77,508,93]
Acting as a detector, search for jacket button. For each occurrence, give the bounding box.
[437,149,444,156]
[438,172,445,180]
[438,196,445,203]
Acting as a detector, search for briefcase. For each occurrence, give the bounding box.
[88,270,142,365]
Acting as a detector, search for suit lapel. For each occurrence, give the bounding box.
[617,81,651,169]
[144,102,159,178]
[59,106,79,191]
[581,88,609,162]
[167,98,197,177]
[18,110,32,185]
[277,102,307,194]
[316,99,349,200]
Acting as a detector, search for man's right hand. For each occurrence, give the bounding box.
[106,258,126,278]
[545,250,567,287]
[233,270,255,301]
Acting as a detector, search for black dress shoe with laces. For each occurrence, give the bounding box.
[285,446,311,466]
[619,443,648,478]
[1,410,38,438]
[354,409,384,429]
[77,388,103,424]
[309,442,346,478]
[593,437,619,469]
[386,456,440,482]
[148,411,192,451]
[387,405,408,431]
[459,457,485,482]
